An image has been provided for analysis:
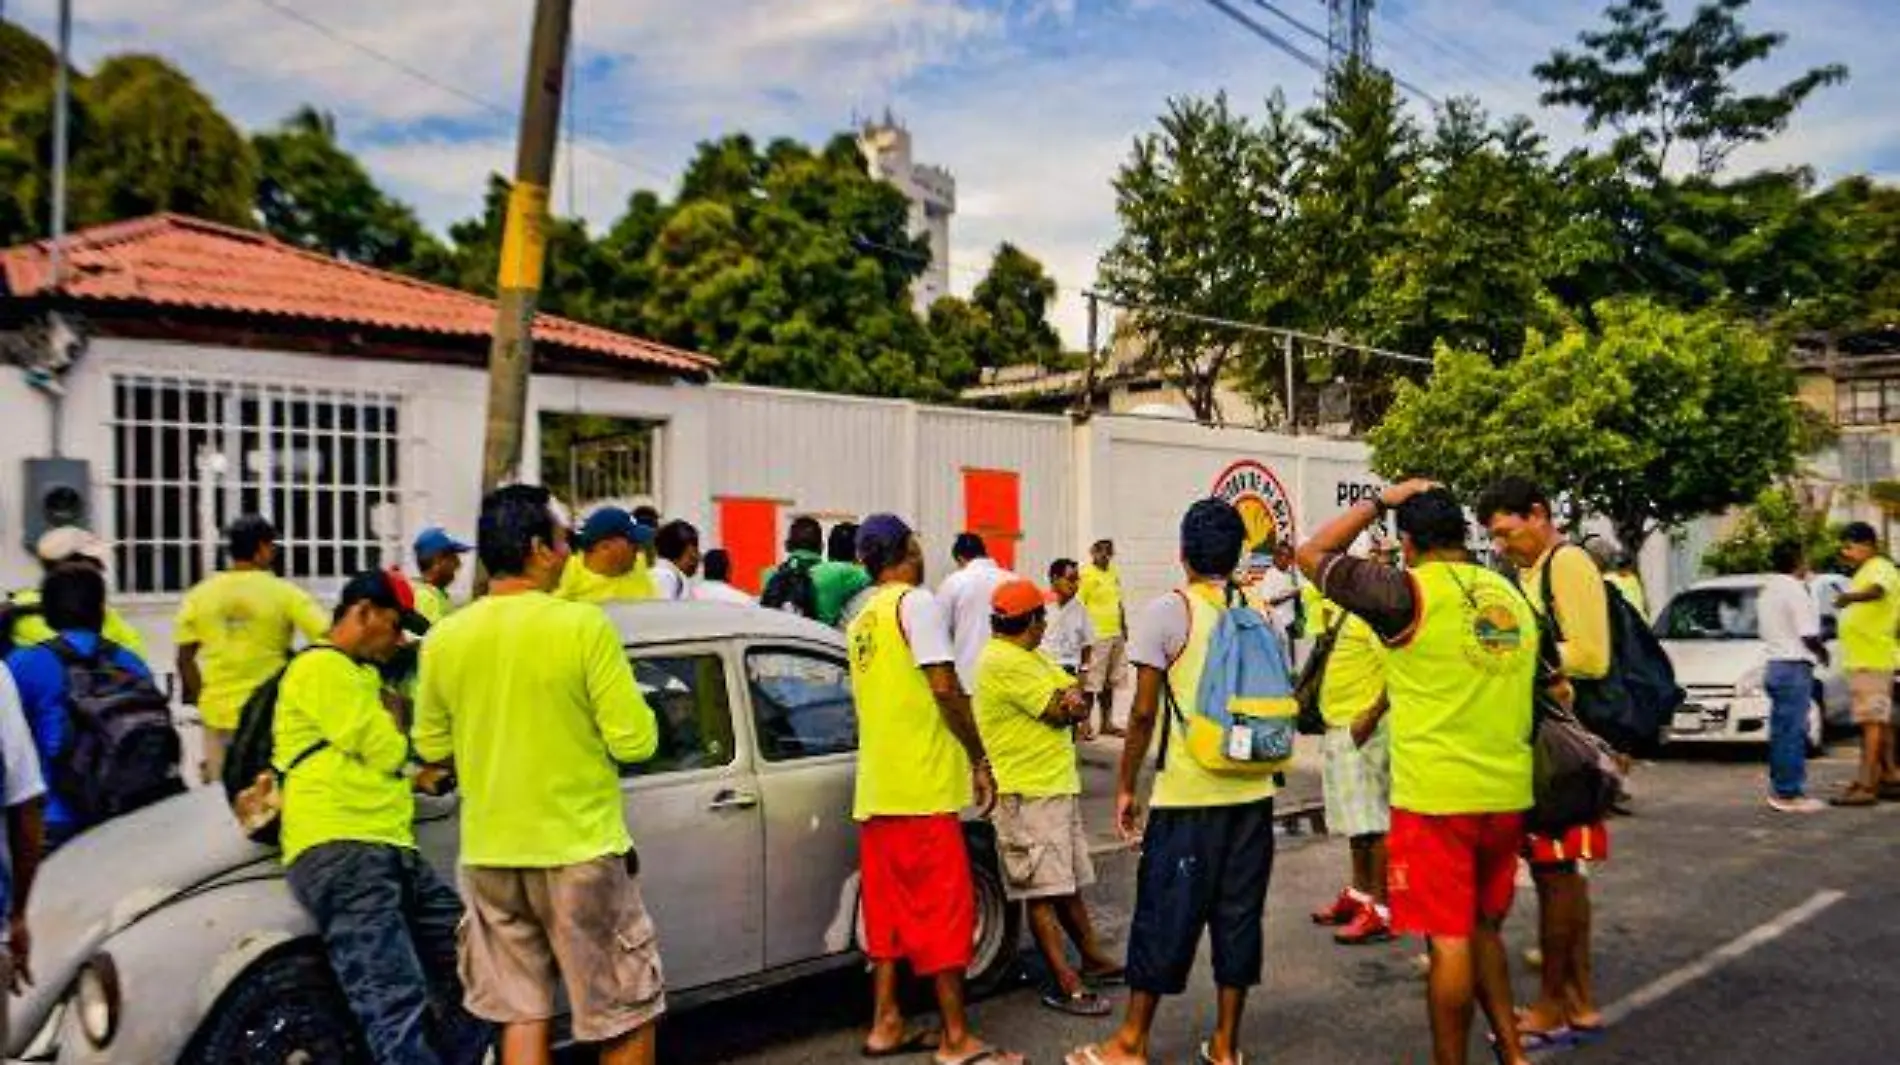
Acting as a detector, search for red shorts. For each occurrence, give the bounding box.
[1525,821,1610,868]
[1388,810,1525,939]
[860,814,974,975]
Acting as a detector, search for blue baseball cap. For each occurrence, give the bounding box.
[413,526,471,563]
[856,513,914,559]
[578,506,655,549]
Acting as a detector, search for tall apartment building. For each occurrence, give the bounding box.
[858,116,956,315]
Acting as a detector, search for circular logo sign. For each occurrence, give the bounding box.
[1210,460,1297,556]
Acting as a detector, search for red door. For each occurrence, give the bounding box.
[717,498,779,594]
[962,469,1022,572]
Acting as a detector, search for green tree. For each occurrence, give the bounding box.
[637,134,944,397]
[1100,92,1306,424]
[428,174,630,332]
[69,56,256,228]
[252,107,444,270]
[1370,299,1802,557]
[1701,486,1839,575]
[972,242,1063,370]
[1535,0,1847,181]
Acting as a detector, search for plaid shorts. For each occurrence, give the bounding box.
[1321,722,1391,839]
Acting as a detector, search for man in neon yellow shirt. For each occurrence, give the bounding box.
[1069,501,1276,1065]
[1078,539,1128,737]
[1830,522,1900,806]
[9,527,146,656]
[411,526,472,625]
[554,507,657,604]
[848,515,1022,1065]
[276,569,489,1065]
[1300,481,1538,1065]
[175,515,328,784]
[415,485,661,1065]
[976,578,1120,1019]
[1304,584,1394,947]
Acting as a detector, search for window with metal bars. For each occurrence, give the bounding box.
[108,373,404,596]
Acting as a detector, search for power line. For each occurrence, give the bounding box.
[1085,290,1434,366]
[1374,8,1518,96]
[1193,0,1330,78]
[245,0,676,192]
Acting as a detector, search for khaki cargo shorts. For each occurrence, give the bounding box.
[1849,670,1894,726]
[459,855,666,1043]
[993,794,1095,901]
[1083,635,1127,695]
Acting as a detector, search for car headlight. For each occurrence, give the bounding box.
[75,953,120,1049]
[1735,667,1766,699]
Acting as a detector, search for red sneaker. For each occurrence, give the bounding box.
[1311,888,1363,927]
[1334,905,1394,945]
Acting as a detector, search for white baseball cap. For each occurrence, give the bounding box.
[36,526,109,565]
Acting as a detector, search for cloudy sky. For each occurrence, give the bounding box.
[8,0,1897,345]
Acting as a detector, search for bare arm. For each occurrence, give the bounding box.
[175,643,202,707]
[8,797,43,992]
[1115,665,1165,843]
[925,662,996,813]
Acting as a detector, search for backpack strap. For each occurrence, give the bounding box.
[278,740,331,776]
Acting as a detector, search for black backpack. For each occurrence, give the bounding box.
[45,637,184,826]
[1292,609,1350,736]
[761,556,820,618]
[222,647,344,845]
[1538,545,1684,755]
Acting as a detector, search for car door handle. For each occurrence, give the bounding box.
[708,788,760,811]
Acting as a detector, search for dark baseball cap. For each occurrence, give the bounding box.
[578,507,656,549]
[339,569,430,636]
[856,513,914,560]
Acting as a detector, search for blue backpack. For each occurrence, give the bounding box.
[1161,585,1299,777]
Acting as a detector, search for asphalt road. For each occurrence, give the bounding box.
[624,739,1900,1065]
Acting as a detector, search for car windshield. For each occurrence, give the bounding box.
[1657,587,1760,640]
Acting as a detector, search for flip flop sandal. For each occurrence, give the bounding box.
[938,1048,1026,1065]
[1198,1041,1245,1065]
[1042,989,1114,1017]
[1063,1048,1107,1065]
[1566,1022,1608,1044]
[1517,1026,1578,1051]
[863,1030,942,1058]
[1830,787,1879,807]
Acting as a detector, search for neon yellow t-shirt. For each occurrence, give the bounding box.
[413,582,453,626]
[1079,563,1124,639]
[1309,594,1387,729]
[1842,556,1900,672]
[1383,562,1536,815]
[174,570,329,730]
[847,584,972,819]
[275,646,414,865]
[974,638,1080,798]
[555,554,656,604]
[9,592,146,657]
[1153,586,1277,809]
[413,592,658,867]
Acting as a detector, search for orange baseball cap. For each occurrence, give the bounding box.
[991,578,1047,620]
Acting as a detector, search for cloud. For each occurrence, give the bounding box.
[8,0,1896,351]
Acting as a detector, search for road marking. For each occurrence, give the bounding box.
[1600,888,1845,1023]
[1530,889,1845,1059]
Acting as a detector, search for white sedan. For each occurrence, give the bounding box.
[1654,574,1850,754]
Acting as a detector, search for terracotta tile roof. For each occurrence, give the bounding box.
[0,213,715,377]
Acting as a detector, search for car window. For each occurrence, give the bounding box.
[747,649,857,761]
[1657,588,1760,641]
[623,654,736,776]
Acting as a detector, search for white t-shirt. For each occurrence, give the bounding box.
[651,559,692,601]
[1040,596,1097,669]
[1128,589,1200,670]
[938,559,1015,691]
[0,668,47,910]
[1759,573,1821,664]
[897,587,956,667]
[694,580,755,606]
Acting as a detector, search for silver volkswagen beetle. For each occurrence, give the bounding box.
[7,602,1020,1063]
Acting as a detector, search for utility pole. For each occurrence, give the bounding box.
[1282,333,1298,436]
[479,0,573,497]
[1326,0,1372,71]
[1079,292,1099,419]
